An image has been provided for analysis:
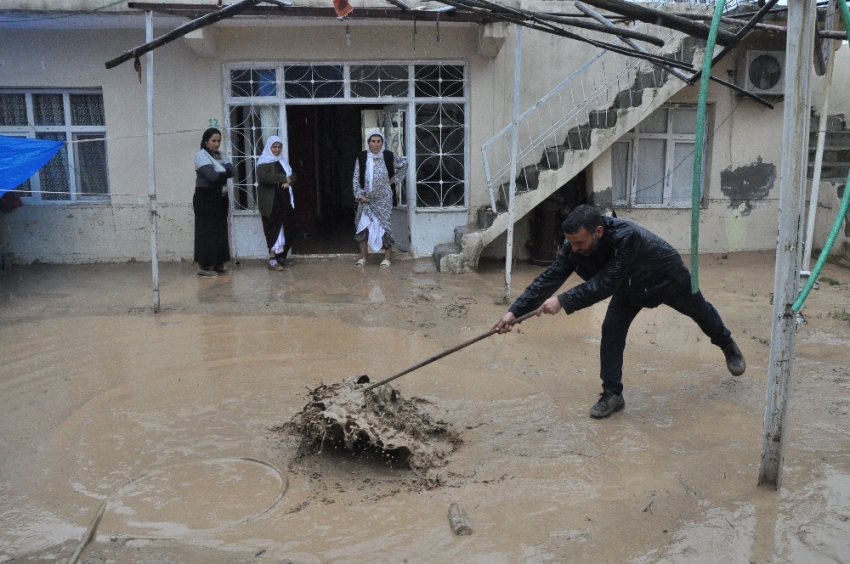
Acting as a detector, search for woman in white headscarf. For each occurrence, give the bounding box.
[352,130,407,268]
[256,136,296,270]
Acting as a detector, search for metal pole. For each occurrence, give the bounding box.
[758,0,816,488]
[146,11,160,313]
[504,25,522,304]
[802,45,836,275]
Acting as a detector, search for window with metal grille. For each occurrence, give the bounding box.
[0,90,109,203]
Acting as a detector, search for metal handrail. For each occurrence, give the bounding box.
[481,0,755,212]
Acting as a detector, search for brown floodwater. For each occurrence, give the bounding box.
[1,252,849,563]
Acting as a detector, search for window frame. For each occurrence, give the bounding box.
[0,88,109,204]
[612,104,708,209]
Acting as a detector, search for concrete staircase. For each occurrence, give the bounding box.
[435,35,701,273]
[807,113,850,264]
[808,114,850,183]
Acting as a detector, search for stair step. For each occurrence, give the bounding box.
[613,88,643,110]
[808,143,850,153]
[588,108,618,129]
[807,163,850,179]
[539,146,566,170]
[454,223,479,246]
[811,150,850,162]
[518,166,541,190]
[433,243,461,271]
[809,131,850,145]
[565,125,592,150]
[809,114,846,132]
[635,67,668,90]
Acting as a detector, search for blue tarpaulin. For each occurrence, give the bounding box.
[0,135,65,195]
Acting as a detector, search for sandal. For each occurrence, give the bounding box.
[380,259,391,268]
[355,258,366,267]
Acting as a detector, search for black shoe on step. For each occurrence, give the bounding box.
[589,391,625,419]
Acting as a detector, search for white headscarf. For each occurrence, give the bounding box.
[257,136,293,176]
[257,135,295,209]
[364,130,386,193]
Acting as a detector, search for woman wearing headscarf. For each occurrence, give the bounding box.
[193,127,234,277]
[256,136,296,271]
[352,130,407,267]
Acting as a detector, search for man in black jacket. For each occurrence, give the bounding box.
[493,205,746,419]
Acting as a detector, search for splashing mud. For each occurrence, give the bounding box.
[281,375,461,476]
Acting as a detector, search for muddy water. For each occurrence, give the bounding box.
[1,253,849,563]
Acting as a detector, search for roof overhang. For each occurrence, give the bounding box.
[127,2,489,23]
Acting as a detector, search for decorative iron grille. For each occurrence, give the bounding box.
[224,62,467,211]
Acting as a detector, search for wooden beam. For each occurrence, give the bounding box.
[505,11,666,46]
[442,0,699,70]
[568,0,737,45]
[107,0,260,69]
[574,1,773,109]
[684,13,788,33]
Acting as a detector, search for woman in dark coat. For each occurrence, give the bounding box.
[256,136,296,270]
[193,128,233,277]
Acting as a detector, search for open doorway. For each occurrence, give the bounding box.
[286,104,407,255]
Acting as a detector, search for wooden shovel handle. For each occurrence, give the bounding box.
[363,309,539,391]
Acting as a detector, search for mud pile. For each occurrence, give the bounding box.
[284,375,460,473]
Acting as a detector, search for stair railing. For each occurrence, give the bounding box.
[481,0,750,213]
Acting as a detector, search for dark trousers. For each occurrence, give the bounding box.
[599,288,734,395]
[262,188,296,262]
[193,189,230,270]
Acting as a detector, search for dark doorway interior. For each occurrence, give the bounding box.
[286,104,385,255]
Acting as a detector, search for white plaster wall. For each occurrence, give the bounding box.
[0,23,487,263]
[0,10,611,264]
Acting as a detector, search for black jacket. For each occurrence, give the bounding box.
[509,216,692,317]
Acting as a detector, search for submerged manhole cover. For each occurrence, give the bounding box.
[99,458,286,538]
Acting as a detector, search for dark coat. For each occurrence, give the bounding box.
[256,162,296,218]
[509,216,692,317]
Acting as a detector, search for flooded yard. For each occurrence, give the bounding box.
[1,251,849,563]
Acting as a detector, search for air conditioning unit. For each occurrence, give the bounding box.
[744,50,786,95]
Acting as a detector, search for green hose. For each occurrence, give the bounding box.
[691,0,727,293]
[792,0,850,311]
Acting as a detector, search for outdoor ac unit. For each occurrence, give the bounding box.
[744,50,786,95]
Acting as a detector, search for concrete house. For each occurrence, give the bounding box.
[1,0,848,270]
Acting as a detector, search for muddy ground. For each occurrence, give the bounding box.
[1,251,849,563]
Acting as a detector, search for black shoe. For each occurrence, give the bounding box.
[197,268,218,278]
[213,265,232,274]
[722,340,746,376]
[589,392,625,419]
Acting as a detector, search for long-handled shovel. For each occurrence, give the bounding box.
[363,310,539,392]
